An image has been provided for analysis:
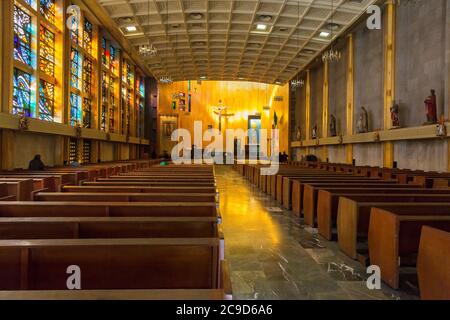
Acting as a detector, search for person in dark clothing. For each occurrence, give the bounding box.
[29,154,45,171]
[281,151,288,163]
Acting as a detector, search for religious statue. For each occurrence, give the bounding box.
[356,106,369,133]
[390,101,400,128]
[424,89,438,124]
[311,124,318,139]
[329,114,337,137]
[296,126,302,141]
[436,114,447,137]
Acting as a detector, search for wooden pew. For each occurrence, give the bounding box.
[0,238,222,290]
[283,175,385,210]
[0,179,34,201]
[0,175,56,192]
[62,185,218,194]
[95,177,215,182]
[368,208,450,289]
[0,202,219,218]
[337,200,450,260]
[82,181,216,187]
[317,188,450,240]
[0,184,16,201]
[35,192,218,203]
[0,259,232,300]
[417,226,450,300]
[0,217,220,239]
[292,180,402,217]
[277,172,353,204]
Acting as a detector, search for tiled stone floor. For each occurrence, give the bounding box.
[215,166,419,300]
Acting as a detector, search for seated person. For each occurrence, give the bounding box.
[28,154,45,171]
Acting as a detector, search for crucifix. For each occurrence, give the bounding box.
[213,100,234,132]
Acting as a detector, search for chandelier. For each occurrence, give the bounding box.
[291,2,305,91]
[159,76,173,84]
[290,78,304,89]
[322,49,341,63]
[139,43,157,57]
[322,0,340,63]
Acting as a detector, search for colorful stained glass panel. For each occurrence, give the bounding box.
[70,93,82,126]
[40,0,56,24]
[13,68,32,117]
[39,25,55,76]
[83,19,93,55]
[70,48,81,89]
[13,6,33,66]
[39,79,54,121]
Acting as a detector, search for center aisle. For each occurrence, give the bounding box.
[214,166,415,300]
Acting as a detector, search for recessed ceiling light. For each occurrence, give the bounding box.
[256,24,267,31]
[326,23,340,31]
[302,49,316,55]
[275,81,282,85]
[119,17,134,24]
[200,75,207,79]
[259,15,273,22]
[319,31,331,38]
[238,77,245,80]
[126,26,137,32]
[190,13,204,20]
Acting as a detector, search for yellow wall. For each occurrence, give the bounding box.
[158,81,290,153]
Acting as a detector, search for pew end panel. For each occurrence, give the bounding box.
[417,226,450,300]
[337,197,359,259]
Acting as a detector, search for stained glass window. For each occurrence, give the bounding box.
[83,58,92,95]
[101,105,107,131]
[101,38,108,66]
[101,71,108,104]
[39,25,55,77]
[38,80,54,121]
[13,6,33,66]
[40,0,56,25]
[12,68,32,116]
[70,18,79,44]
[110,45,116,73]
[122,62,131,85]
[83,18,93,55]
[70,93,82,126]
[24,0,36,9]
[109,77,116,133]
[70,48,81,89]
[82,98,91,128]
[138,97,145,137]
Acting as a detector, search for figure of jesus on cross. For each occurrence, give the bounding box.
[213,100,234,132]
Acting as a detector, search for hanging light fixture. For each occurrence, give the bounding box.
[139,0,158,57]
[291,1,304,90]
[322,0,341,63]
[159,0,173,84]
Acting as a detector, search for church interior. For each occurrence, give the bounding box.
[0,0,449,301]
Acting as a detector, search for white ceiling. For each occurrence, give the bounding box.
[97,0,377,84]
